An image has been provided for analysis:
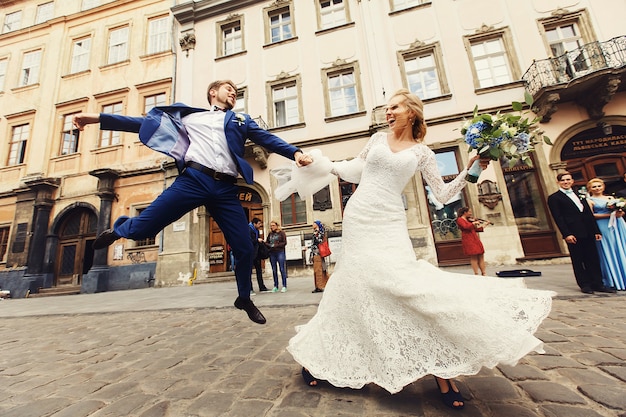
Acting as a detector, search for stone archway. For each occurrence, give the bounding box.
[51,204,98,286]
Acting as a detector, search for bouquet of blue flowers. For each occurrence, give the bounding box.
[460,92,551,182]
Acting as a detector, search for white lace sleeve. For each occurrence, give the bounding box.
[417,146,469,204]
[331,133,382,183]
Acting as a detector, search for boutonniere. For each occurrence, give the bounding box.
[232,113,246,126]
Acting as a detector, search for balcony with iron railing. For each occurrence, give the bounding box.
[522,35,626,122]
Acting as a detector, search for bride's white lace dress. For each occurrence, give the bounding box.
[287,132,554,394]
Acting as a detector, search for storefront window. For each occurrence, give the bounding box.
[503,163,551,232]
[425,150,466,242]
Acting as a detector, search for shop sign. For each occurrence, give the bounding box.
[237,187,262,204]
[561,125,626,160]
[209,245,224,265]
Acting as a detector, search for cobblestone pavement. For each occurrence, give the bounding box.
[0,264,625,417]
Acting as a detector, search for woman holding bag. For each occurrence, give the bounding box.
[310,221,331,293]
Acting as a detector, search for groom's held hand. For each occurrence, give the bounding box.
[295,151,313,167]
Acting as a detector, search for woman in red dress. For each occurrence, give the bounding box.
[456,207,488,275]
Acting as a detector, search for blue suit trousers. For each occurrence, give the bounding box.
[113,167,253,298]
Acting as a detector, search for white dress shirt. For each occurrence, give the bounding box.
[182,109,239,177]
[560,188,583,212]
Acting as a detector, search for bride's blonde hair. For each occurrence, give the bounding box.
[391,88,427,141]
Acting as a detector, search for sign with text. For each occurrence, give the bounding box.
[561,125,626,160]
[286,235,303,260]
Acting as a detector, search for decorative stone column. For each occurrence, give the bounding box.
[83,169,120,293]
[22,177,59,289]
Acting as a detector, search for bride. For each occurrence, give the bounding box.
[286,89,555,410]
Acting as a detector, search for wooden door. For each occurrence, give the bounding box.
[55,208,97,286]
[208,218,227,272]
[207,187,265,273]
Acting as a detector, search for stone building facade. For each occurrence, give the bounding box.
[0,0,624,296]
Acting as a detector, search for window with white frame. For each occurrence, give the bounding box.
[107,26,129,65]
[271,82,299,127]
[8,124,29,165]
[0,59,7,91]
[318,0,347,30]
[35,2,54,24]
[20,50,41,87]
[70,37,91,74]
[327,69,359,117]
[147,16,169,55]
[545,23,592,76]
[403,48,446,100]
[81,0,100,11]
[546,24,585,57]
[221,20,242,56]
[392,0,426,11]
[3,11,21,33]
[143,93,166,114]
[469,36,513,88]
[268,7,293,43]
[540,11,595,81]
[60,113,80,155]
[232,89,246,114]
[99,102,122,147]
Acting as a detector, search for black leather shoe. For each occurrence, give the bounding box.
[234,297,266,324]
[594,286,617,293]
[581,287,594,294]
[93,229,120,249]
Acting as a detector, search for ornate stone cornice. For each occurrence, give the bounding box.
[179,32,196,57]
[532,92,560,123]
[578,74,621,120]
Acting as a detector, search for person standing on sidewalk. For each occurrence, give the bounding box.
[310,220,330,292]
[586,177,626,291]
[266,220,288,292]
[72,79,312,324]
[456,207,488,276]
[547,172,616,294]
[249,218,269,293]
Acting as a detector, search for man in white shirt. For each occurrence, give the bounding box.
[73,80,312,324]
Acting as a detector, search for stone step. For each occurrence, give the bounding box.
[192,271,236,285]
[28,286,81,298]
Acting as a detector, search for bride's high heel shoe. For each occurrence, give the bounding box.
[433,376,465,410]
[302,368,318,387]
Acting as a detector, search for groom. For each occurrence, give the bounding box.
[547,171,615,294]
[73,80,312,324]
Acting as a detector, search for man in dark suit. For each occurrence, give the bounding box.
[249,218,268,293]
[547,171,616,294]
[73,80,312,324]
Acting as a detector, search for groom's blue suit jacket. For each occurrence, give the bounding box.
[99,103,300,184]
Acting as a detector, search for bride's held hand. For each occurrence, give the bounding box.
[295,151,313,167]
[467,154,490,171]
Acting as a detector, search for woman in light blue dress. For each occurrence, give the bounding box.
[587,178,626,290]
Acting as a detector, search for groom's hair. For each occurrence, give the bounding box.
[206,80,237,103]
[556,171,572,181]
